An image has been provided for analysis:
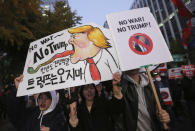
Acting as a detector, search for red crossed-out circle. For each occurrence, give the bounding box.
[129,33,153,55]
[160,91,169,99]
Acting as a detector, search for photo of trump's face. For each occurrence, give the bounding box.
[138,35,146,44]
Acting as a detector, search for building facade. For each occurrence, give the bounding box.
[131,0,192,48]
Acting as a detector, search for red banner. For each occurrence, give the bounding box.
[182,64,195,77]
[171,0,192,47]
[157,63,168,72]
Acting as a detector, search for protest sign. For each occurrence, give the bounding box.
[160,88,173,106]
[157,63,168,72]
[182,64,195,77]
[18,8,174,96]
[168,67,183,79]
[106,8,172,129]
[17,23,119,96]
[106,7,173,71]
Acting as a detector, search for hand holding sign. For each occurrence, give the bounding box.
[40,125,50,131]
[69,101,79,127]
[157,109,170,124]
[14,75,24,89]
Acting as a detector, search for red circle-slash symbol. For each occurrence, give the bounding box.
[129,33,153,55]
[160,91,169,99]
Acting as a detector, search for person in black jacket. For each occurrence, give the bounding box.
[7,75,68,131]
[69,83,123,131]
[181,75,195,129]
[113,69,171,131]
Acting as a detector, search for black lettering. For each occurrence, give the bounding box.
[40,38,49,45]
[127,25,131,30]
[64,43,68,50]
[148,22,151,27]
[58,68,65,75]
[53,42,61,50]
[137,17,142,22]
[44,48,49,55]
[117,27,126,33]
[47,42,54,53]
[34,48,44,64]
[40,35,53,45]
[128,18,134,23]
[50,35,53,40]
[130,25,136,30]
[142,17,144,21]
[119,20,128,25]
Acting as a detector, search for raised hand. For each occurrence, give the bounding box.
[14,75,24,89]
[112,72,121,86]
[69,101,78,127]
[40,125,50,131]
[70,101,77,117]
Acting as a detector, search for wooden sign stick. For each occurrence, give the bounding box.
[68,88,71,96]
[145,67,168,130]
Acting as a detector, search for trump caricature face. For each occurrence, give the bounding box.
[68,25,110,64]
[69,32,90,48]
[68,32,100,64]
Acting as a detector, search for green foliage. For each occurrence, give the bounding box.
[0,0,41,49]
[0,0,82,87]
[32,1,82,39]
[0,0,82,49]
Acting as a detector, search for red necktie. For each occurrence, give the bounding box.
[86,58,101,80]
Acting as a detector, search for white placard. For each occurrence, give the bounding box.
[168,67,183,79]
[160,87,173,105]
[106,7,173,71]
[17,23,119,96]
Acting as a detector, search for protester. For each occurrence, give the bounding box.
[152,71,165,88]
[113,69,171,131]
[7,75,68,131]
[168,78,184,118]
[94,82,107,99]
[69,83,123,131]
[181,75,195,128]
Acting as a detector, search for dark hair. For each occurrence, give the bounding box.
[38,92,52,100]
[79,84,98,102]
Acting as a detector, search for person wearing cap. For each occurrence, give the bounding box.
[113,69,171,131]
[7,75,68,131]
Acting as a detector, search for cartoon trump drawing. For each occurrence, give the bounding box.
[27,25,119,82]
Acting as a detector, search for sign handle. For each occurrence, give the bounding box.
[68,88,71,96]
[145,68,168,130]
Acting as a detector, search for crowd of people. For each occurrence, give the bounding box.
[0,68,195,131]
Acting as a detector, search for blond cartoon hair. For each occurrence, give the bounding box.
[68,25,111,48]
